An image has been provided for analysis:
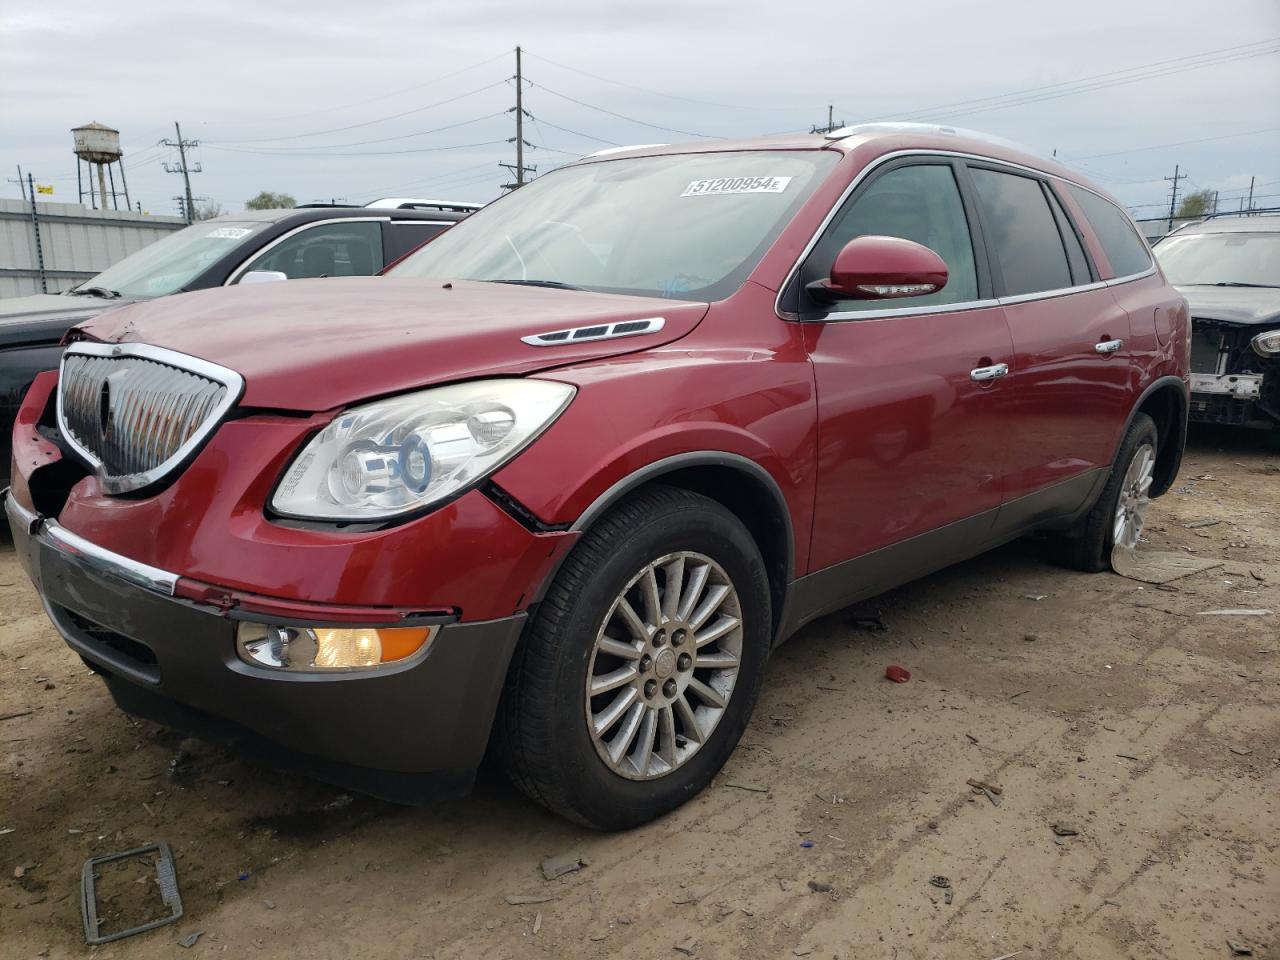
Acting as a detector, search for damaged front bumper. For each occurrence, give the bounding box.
[1188,320,1280,428]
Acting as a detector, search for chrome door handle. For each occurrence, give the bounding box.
[970,363,1009,382]
[1095,338,1124,354]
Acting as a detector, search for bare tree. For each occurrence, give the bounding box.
[194,200,225,221]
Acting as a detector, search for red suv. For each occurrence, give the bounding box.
[5,124,1189,829]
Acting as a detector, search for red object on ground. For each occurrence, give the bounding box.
[885,665,912,683]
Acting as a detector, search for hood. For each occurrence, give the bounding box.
[0,292,120,348]
[1177,285,1280,326]
[74,277,709,411]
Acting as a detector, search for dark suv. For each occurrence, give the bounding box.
[1154,214,1280,430]
[0,203,472,483]
[6,124,1189,829]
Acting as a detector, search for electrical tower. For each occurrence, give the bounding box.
[162,122,201,224]
[1164,164,1187,231]
[810,105,846,135]
[501,46,535,191]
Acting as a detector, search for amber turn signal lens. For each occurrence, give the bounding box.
[236,622,436,671]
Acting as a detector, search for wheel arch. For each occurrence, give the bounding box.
[567,452,794,640]
[1121,376,1188,498]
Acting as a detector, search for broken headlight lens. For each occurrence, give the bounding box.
[1252,330,1280,357]
[271,379,575,521]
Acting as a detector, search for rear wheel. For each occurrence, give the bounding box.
[495,485,771,829]
[1053,413,1158,572]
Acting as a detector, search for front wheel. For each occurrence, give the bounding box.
[495,485,772,829]
[1053,412,1158,572]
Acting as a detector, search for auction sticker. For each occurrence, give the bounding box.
[206,227,253,239]
[681,175,793,197]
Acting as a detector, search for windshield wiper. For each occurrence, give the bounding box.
[1192,281,1280,289]
[66,286,123,299]
[490,279,584,292]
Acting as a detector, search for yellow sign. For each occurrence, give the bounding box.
[35,184,54,195]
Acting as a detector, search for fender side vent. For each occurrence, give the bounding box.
[482,481,572,534]
[521,316,665,347]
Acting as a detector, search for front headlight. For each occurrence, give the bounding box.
[271,379,575,521]
[1252,330,1280,357]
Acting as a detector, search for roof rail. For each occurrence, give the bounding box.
[583,144,669,159]
[825,122,1037,155]
[363,198,483,212]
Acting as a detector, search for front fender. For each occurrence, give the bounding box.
[2,344,65,486]
[492,344,818,575]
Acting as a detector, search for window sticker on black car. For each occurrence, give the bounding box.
[681,176,793,197]
[206,227,253,239]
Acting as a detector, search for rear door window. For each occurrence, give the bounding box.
[802,163,979,312]
[237,220,384,281]
[1045,187,1092,284]
[388,221,450,261]
[1064,184,1153,279]
[969,168,1072,297]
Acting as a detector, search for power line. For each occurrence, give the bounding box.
[207,80,510,144]
[850,37,1280,124]
[526,115,621,146]
[527,80,724,139]
[209,51,511,127]
[1069,125,1280,161]
[206,113,508,152]
[523,50,799,113]
[203,138,509,158]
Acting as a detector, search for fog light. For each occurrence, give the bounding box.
[1252,330,1280,357]
[236,622,436,671]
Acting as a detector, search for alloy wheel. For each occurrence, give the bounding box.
[585,551,743,780]
[1113,442,1155,550]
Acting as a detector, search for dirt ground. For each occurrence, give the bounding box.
[3,427,1277,960]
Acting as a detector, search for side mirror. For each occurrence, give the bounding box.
[808,235,948,301]
[240,270,289,285]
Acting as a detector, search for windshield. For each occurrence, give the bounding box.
[1155,231,1280,287]
[75,220,271,299]
[389,150,837,301]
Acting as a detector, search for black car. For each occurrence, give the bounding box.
[1154,214,1280,431]
[0,203,470,484]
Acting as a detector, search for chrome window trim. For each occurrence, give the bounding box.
[389,220,453,226]
[776,148,1155,323]
[223,217,391,285]
[3,491,177,596]
[57,342,245,495]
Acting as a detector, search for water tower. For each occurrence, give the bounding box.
[72,122,130,211]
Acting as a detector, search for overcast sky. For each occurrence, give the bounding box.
[2,0,1277,220]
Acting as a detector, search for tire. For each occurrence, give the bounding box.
[1053,412,1158,572]
[495,484,772,830]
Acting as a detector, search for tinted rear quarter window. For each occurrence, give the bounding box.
[1065,184,1152,278]
[969,168,1072,297]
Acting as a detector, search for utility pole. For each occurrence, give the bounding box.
[1212,190,1219,215]
[501,46,535,190]
[1246,175,1256,214]
[1164,164,1187,231]
[810,105,845,135]
[162,122,201,224]
[10,168,49,293]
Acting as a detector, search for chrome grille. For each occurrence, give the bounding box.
[58,343,243,494]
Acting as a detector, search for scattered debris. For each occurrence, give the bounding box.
[14,862,32,879]
[1009,689,1030,700]
[1023,633,1038,642]
[799,840,815,849]
[1227,941,1254,956]
[966,778,1003,795]
[532,912,542,935]
[589,931,609,942]
[1197,609,1272,616]
[674,937,699,956]
[1022,594,1048,601]
[1249,569,1265,582]
[1111,548,1223,584]
[850,612,887,632]
[1116,753,1140,761]
[80,841,183,945]
[541,850,588,881]
[988,953,1022,960]
[1051,824,1080,837]
[177,930,204,949]
[0,710,33,722]
[1182,519,1220,528]
[0,828,14,836]
[793,949,812,957]
[929,876,951,888]
[1229,747,1253,757]
[807,880,833,893]
[1103,899,1120,906]
[944,888,954,904]
[505,893,554,905]
[723,782,769,793]
[672,890,701,905]
[965,733,979,744]
[885,665,911,683]
[263,899,276,910]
